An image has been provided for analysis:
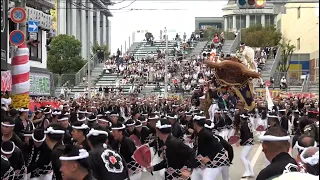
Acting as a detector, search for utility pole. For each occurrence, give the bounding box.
[87,54,96,99]
[164,27,168,99]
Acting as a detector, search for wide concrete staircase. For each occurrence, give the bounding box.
[189,41,209,57]
[221,40,233,54]
[309,84,319,94]
[260,58,276,83]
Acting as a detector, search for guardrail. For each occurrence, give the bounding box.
[229,30,241,54]
[273,70,310,86]
[302,74,310,92]
[270,47,282,79]
[75,55,99,85]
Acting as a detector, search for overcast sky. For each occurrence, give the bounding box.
[109,1,227,53]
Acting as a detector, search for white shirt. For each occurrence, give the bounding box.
[281,78,287,83]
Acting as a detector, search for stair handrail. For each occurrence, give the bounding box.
[269,47,282,79]
[229,29,241,54]
[302,73,310,92]
[75,55,99,85]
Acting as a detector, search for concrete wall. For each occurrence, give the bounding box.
[279,3,319,59]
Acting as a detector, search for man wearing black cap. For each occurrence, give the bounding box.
[111,122,142,180]
[167,112,183,140]
[26,129,52,180]
[1,117,24,150]
[1,141,26,180]
[71,122,91,151]
[257,127,299,180]
[45,123,66,180]
[147,119,196,180]
[192,116,230,180]
[59,145,92,180]
[87,126,129,180]
[1,155,15,180]
[279,108,289,133]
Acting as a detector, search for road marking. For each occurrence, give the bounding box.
[241,144,263,180]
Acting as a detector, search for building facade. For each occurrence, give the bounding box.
[279,3,319,82]
[57,0,112,60]
[222,0,278,31]
[195,17,224,30]
[3,0,55,96]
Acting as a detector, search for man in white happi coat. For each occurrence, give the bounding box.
[239,43,257,72]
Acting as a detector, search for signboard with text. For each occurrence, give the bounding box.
[1,0,8,69]
[30,73,51,96]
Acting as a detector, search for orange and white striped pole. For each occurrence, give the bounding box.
[11,44,30,109]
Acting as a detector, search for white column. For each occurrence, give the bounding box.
[96,11,101,45]
[81,5,87,59]
[57,0,66,34]
[224,17,227,31]
[88,2,94,59]
[71,0,77,37]
[246,14,250,28]
[232,15,236,30]
[261,14,265,27]
[274,15,277,25]
[102,15,107,44]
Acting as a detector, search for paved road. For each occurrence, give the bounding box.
[140,139,298,180]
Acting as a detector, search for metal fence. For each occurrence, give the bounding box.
[273,70,310,86]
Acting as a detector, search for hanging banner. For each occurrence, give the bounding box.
[1,70,12,91]
[30,73,51,96]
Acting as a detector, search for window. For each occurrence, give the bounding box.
[256,15,261,25]
[27,30,42,60]
[297,7,301,19]
[227,16,233,30]
[236,15,241,29]
[297,38,300,50]
[240,15,246,28]
[250,15,256,26]
[265,15,275,26]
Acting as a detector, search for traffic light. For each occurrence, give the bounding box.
[237,0,266,9]
[255,0,266,8]
[237,0,247,8]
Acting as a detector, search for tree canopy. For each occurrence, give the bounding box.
[47,34,85,75]
[91,41,110,59]
[278,39,296,72]
[241,25,282,47]
[196,27,236,41]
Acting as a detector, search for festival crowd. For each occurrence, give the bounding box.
[0,31,319,180]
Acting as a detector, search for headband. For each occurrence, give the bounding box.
[45,127,65,134]
[78,117,87,122]
[72,124,89,130]
[19,108,29,112]
[300,150,319,166]
[294,141,318,151]
[111,124,126,130]
[59,149,89,161]
[1,122,15,127]
[125,122,136,127]
[259,135,291,142]
[156,120,171,129]
[98,118,108,123]
[86,128,108,137]
[204,123,215,129]
[1,142,15,155]
[32,133,46,143]
[148,115,159,120]
[166,115,178,119]
[240,114,249,118]
[58,117,69,121]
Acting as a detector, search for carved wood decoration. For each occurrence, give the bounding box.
[204,58,260,86]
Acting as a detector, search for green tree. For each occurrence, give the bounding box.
[241,24,282,47]
[278,39,296,72]
[47,34,86,75]
[91,41,110,59]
